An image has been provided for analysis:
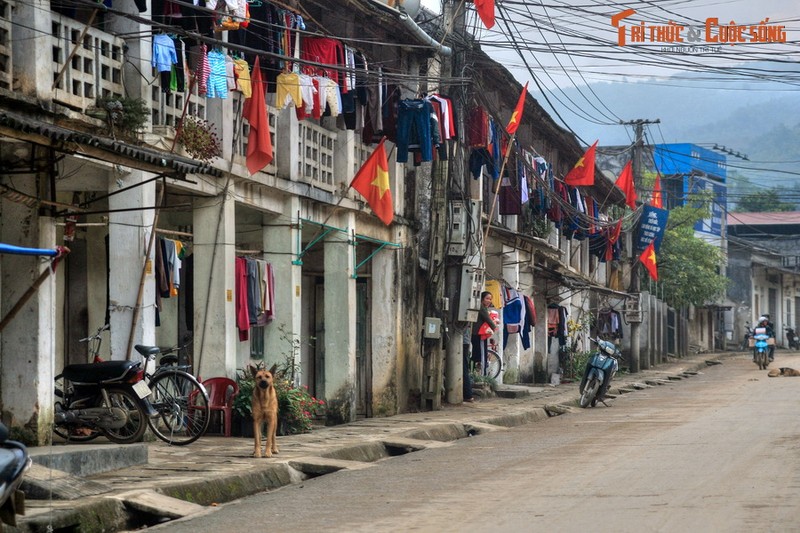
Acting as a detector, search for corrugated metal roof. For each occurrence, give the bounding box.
[0,110,223,178]
[727,212,800,226]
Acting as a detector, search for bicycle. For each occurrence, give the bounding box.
[474,338,502,381]
[134,341,210,446]
[53,325,210,446]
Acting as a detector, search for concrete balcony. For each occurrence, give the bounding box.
[0,0,12,91]
[17,9,384,207]
[50,16,124,111]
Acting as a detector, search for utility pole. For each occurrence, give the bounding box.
[620,118,659,373]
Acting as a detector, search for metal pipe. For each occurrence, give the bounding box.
[363,0,452,56]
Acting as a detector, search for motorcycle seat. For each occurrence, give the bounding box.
[0,447,27,480]
[62,360,140,384]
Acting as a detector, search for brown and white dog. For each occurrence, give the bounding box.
[767,367,800,377]
[251,365,279,458]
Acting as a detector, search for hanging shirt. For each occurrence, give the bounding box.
[233,58,252,98]
[152,34,177,73]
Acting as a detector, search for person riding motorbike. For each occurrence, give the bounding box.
[754,316,775,362]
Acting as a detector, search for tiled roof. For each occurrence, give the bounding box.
[0,110,223,178]
[727,212,800,226]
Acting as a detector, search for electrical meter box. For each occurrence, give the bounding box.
[423,317,442,339]
[447,201,467,256]
[457,265,484,322]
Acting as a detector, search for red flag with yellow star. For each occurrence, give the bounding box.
[351,138,393,225]
[506,82,528,135]
[564,140,597,186]
[615,160,637,209]
[639,241,658,281]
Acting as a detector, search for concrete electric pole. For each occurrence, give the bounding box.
[620,118,659,373]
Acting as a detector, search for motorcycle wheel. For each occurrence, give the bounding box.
[579,378,599,408]
[53,384,101,442]
[98,388,148,444]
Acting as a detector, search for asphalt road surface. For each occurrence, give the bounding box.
[151,353,800,532]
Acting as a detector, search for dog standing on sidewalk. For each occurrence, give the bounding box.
[251,365,279,458]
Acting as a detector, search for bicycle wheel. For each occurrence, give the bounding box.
[485,349,502,380]
[148,370,210,445]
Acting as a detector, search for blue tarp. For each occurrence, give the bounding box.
[0,243,59,257]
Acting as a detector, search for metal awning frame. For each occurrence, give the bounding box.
[294,217,401,278]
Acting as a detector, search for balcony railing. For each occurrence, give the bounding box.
[298,121,335,191]
[51,16,124,111]
[0,0,12,90]
[151,74,206,128]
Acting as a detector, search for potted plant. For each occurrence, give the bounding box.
[175,115,222,163]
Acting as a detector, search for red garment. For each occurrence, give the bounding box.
[235,257,250,341]
[301,37,343,86]
[468,106,488,148]
[242,56,274,175]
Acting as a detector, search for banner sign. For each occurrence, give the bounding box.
[636,205,669,251]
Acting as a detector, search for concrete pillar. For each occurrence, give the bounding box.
[631,291,655,370]
[372,239,402,409]
[0,173,56,444]
[262,197,302,382]
[193,187,237,380]
[107,170,157,360]
[323,212,356,423]
[12,0,52,100]
[501,247,520,382]
[276,106,300,180]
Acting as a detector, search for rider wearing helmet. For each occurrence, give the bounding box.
[756,315,775,362]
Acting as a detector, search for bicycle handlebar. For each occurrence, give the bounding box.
[78,324,110,343]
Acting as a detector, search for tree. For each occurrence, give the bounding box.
[735,190,794,212]
[652,201,728,308]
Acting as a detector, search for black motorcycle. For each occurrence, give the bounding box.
[54,359,156,444]
[740,323,753,352]
[0,421,31,528]
[786,327,800,350]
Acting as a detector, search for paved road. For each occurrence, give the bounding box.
[149,353,800,533]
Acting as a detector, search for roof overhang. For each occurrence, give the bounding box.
[0,110,223,180]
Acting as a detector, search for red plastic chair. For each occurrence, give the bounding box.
[202,377,239,437]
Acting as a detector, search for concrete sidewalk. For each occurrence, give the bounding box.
[14,351,733,532]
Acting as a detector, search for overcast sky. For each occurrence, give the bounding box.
[423,0,798,84]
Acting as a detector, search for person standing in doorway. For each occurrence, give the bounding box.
[462,329,474,403]
[471,291,497,376]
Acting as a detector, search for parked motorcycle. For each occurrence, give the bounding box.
[740,323,753,352]
[0,421,31,528]
[785,327,800,350]
[752,327,772,370]
[579,339,622,408]
[53,359,156,444]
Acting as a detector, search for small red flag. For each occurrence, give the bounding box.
[506,82,528,135]
[351,139,393,226]
[651,173,663,208]
[605,220,622,262]
[475,0,495,29]
[639,241,658,281]
[242,56,274,176]
[564,141,597,186]
[615,160,637,209]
